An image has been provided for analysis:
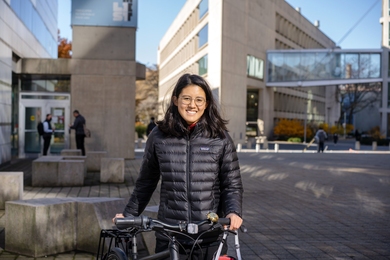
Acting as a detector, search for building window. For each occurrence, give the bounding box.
[247,55,264,79]
[388,0,390,15]
[388,83,390,108]
[388,21,390,45]
[246,90,259,137]
[388,113,390,137]
[198,54,208,75]
[199,0,208,19]
[10,0,57,58]
[388,53,390,77]
[198,24,208,48]
[20,75,71,93]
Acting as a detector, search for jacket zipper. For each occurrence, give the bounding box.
[186,139,191,222]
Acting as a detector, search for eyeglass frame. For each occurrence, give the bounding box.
[178,95,207,106]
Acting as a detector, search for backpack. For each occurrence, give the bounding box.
[317,131,325,142]
[37,122,44,136]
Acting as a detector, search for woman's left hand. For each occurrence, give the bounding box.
[226,213,243,231]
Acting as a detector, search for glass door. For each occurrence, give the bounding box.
[19,93,70,158]
[49,106,66,154]
[24,106,43,153]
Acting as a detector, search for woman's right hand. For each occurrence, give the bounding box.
[112,213,124,223]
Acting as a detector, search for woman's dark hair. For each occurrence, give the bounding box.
[157,73,228,138]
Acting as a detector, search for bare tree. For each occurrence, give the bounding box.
[336,54,381,124]
[337,82,381,124]
[135,65,159,124]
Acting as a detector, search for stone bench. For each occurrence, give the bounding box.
[32,156,86,186]
[5,197,126,257]
[60,149,82,156]
[0,172,23,209]
[86,151,107,172]
[63,156,87,177]
[100,158,125,183]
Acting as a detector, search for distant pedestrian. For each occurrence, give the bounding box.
[333,133,338,144]
[355,129,361,141]
[146,117,156,136]
[69,110,86,156]
[42,114,55,155]
[315,127,327,153]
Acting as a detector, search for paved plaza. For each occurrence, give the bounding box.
[0,142,389,259]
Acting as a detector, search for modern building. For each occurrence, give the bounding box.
[0,0,143,166]
[0,0,59,165]
[157,0,341,145]
[380,0,390,137]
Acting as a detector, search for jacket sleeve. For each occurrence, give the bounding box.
[123,131,161,216]
[219,133,243,218]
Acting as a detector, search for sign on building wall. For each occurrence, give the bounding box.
[71,0,138,27]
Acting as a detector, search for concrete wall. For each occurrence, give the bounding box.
[71,26,137,159]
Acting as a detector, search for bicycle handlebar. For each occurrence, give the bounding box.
[115,213,231,234]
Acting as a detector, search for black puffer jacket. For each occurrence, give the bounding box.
[123,124,243,240]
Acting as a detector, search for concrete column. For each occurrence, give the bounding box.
[372,141,377,150]
[355,141,360,150]
[255,143,260,152]
[71,26,137,159]
[237,143,242,152]
[274,143,279,153]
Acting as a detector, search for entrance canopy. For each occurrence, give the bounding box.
[266,49,382,87]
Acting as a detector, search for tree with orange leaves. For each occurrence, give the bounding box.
[58,29,72,58]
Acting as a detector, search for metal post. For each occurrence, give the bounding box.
[304,102,307,143]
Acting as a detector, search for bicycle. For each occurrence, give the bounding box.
[97,212,246,260]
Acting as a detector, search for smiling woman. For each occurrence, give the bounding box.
[114,73,244,259]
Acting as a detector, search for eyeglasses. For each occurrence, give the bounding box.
[179,95,206,106]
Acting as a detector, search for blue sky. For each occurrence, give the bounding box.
[58,0,382,66]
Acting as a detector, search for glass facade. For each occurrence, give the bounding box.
[198,24,208,48]
[246,90,259,137]
[246,90,259,121]
[388,83,390,108]
[198,54,208,75]
[388,21,390,46]
[199,0,208,19]
[388,53,390,77]
[9,0,58,57]
[21,75,71,92]
[267,50,381,83]
[388,113,390,137]
[247,55,264,79]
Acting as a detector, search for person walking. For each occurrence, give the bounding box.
[113,73,243,259]
[69,110,86,156]
[315,127,327,153]
[333,133,339,144]
[355,129,361,142]
[42,114,54,155]
[146,117,156,136]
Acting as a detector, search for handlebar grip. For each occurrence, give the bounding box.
[115,215,149,229]
[218,218,230,225]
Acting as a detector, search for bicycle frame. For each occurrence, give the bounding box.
[214,229,242,260]
[97,214,245,260]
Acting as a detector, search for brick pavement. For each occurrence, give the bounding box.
[1,150,390,259]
